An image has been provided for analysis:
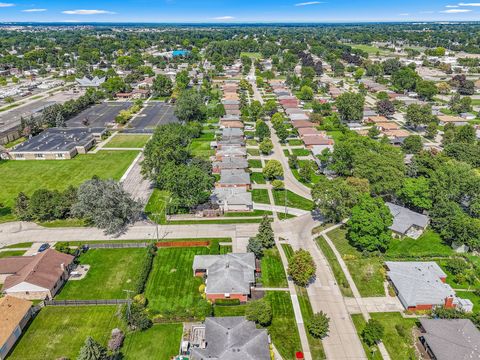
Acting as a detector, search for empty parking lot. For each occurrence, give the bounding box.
[126,102,178,132]
[67,102,132,128]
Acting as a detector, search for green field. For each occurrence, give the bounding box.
[8,306,123,360]
[272,189,314,211]
[252,189,270,204]
[260,247,288,287]
[266,291,303,360]
[56,248,148,299]
[327,227,385,297]
[386,230,453,257]
[352,313,418,360]
[122,323,183,360]
[349,44,392,55]
[104,134,151,148]
[0,151,138,222]
[145,246,211,319]
[0,250,25,258]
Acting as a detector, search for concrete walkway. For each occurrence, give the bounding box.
[253,203,309,216]
[120,152,154,204]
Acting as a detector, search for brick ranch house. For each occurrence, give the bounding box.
[192,253,257,303]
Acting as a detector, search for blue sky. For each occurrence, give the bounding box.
[0,0,479,22]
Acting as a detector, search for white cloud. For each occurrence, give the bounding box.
[62,9,115,15]
[445,4,459,7]
[0,3,14,7]
[22,8,46,12]
[213,16,234,20]
[295,1,323,6]
[441,8,472,12]
[458,2,480,6]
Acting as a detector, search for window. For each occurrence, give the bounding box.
[14,154,24,158]
[34,154,44,158]
[56,153,64,159]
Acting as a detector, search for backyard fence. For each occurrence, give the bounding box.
[155,240,210,248]
[87,243,149,249]
[44,299,129,306]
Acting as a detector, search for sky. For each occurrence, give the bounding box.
[0,0,479,23]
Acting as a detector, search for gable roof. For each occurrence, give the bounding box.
[190,317,270,360]
[0,296,32,346]
[193,253,255,294]
[212,188,252,207]
[385,261,455,308]
[219,169,251,185]
[0,249,74,292]
[386,202,429,234]
[420,319,480,360]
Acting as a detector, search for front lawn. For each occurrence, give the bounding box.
[0,250,25,259]
[252,189,270,204]
[189,139,215,159]
[260,247,288,288]
[272,189,314,211]
[213,304,247,317]
[455,291,480,313]
[122,323,183,360]
[327,227,385,297]
[104,134,151,148]
[56,248,148,299]
[248,159,263,168]
[145,189,170,224]
[247,148,260,156]
[0,151,138,222]
[8,306,123,360]
[291,148,311,156]
[251,172,267,184]
[266,291,303,360]
[386,230,453,257]
[288,139,303,146]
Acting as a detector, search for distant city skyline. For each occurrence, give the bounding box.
[0,0,479,23]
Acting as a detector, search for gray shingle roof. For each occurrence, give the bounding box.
[385,261,455,309]
[211,188,252,207]
[190,317,270,360]
[213,157,248,170]
[420,319,480,360]
[219,169,251,185]
[222,128,244,138]
[193,253,255,295]
[386,202,429,235]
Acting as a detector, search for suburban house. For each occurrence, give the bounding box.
[8,127,106,160]
[221,128,244,139]
[386,202,429,239]
[75,76,105,88]
[419,319,480,360]
[385,261,473,312]
[291,120,315,129]
[190,317,270,360]
[0,249,75,300]
[217,169,251,189]
[192,253,256,302]
[214,146,247,161]
[211,188,253,212]
[0,296,33,360]
[302,135,334,149]
[437,115,468,127]
[212,157,248,173]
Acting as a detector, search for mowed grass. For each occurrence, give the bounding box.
[145,189,170,224]
[56,248,148,300]
[386,230,453,257]
[0,151,138,222]
[266,291,302,360]
[122,323,183,360]
[272,189,314,211]
[145,247,210,318]
[252,189,270,204]
[189,138,215,159]
[8,306,123,360]
[327,227,385,297]
[104,134,151,148]
[260,247,288,287]
[0,250,25,258]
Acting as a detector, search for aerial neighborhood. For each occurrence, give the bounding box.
[0,12,480,360]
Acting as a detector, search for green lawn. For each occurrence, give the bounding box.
[352,313,418,360]
[145,189,170,224]
[145,246,212,319]
[189,139,215,159]
[315,236,354,297]
[248,159,263,168]
[56,248,148,299]
[0,151,138,222]
[327,227,385,297]
[288,139,303,146]
[241,52,262,59]
[104,134,151,148]
[224,209,272,217]
[122,323,183,360]
[386,230,453,257]
[247,148,260,156]
[4,242,33,248]
[260,247,288,287]
[251,172,267,184]
[0,250,25,258]
[291,148,311,156]
[38,218,87,228]
[282,243,295,261]
[456,291,480,313]
[246,139,258,146]
[272,189,314,211]
[291,163,324,188]
[296,287,326,360]
[252,189,270,204]
[8,306,123,360]
[349,44,392,55]
[213,304,248,317]
[266,291,303,360]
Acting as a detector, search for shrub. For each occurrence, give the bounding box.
[307,311,330,339]
[107,328,124,352]
[198,284,206,294]
[215,298,241,306]
[395,324,407,339]
[362,319,384,346]
[134,244,157,295]
[245,299,272,326]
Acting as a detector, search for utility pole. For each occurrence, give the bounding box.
[123,289,134,322]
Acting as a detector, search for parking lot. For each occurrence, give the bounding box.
[67,102,132,128]
[125,101,178,133]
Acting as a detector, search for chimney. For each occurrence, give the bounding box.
[444,296,455,308]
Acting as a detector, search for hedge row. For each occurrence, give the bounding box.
[134,243,157,295]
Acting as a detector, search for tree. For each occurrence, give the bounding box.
[55,112,65,127]
[402,135,423,154]
[307,312,330,339]
[368,125,380,139]
[271,179,284,190]
[174,89,205,122]
[101,76,128,97]
[175,70,190,89]
[275,123,289,143]
[123,302,152,331]
[152,74,173,97]
[416,80,438,100]
[382,58,402,75]
[256,120,270,141]
[263,99,277,116]
[392,66,419,91]
[247,236,264,258]
[347,195,393,252]
[336,92,365,122]
[376,99,395,117]
[245,299,272,326]
[405,103,435,128]
[425,122,438,139]
[77,337,108,360]
[299,85,314,101]
[362,319,384,346]
[263,159,283,179]
[353,67,365,80]
[455,124,476,144]
[72,177,142,235]
[259,138,273,155]
[449,93,472,114]
[257,215,275,248]
[287,249,316,287]
[298,161,314,182]
[397,177,432,211]
[437,81,451,94]
[14,192,31,220]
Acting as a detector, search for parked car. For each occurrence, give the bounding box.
[38,243,50,252]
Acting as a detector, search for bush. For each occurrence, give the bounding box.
[215,298,241,306]
[245,299,272,326]
[307,311,330,339]
[445,258,467,276]
[395,324,407,339]
[362,319,384,346]
[107,328,124,352]
[287,249,316,287]
[198,284,206,294]
[134,244,157,295]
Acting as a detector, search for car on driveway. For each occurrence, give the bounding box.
[38,243,50,252]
